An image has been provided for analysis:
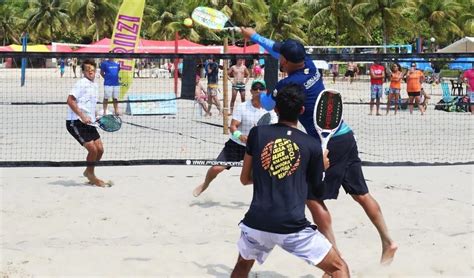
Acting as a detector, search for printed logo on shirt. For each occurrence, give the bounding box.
[261,138,301,179]
[303,71,321,89]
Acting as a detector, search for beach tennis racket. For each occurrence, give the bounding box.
[191,7,239,31]
[93,114,122,132]
[257,112,272,126]
[80,109,122,132]
[313,89,343,150]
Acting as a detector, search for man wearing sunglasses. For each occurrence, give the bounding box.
[193,80,276,197]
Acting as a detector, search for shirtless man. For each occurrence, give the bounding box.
[344,62,357,84]
[228,59,250,115]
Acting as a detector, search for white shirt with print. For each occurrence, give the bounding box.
[231,100,277,146]
[66,77,99,121]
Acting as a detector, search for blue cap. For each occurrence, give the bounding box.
[273,39,305,63]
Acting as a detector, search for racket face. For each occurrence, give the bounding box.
[314,89,343,132]
[192,7,230,30]
[98,115,122,132]
[257,112,272,126]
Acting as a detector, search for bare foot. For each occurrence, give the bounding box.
[381,242,398,265]
[83,170,95,181]
[87,177,112,187]
[376,113,382,116]
[193,183,209,197]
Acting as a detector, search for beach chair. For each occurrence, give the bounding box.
[441,82,453,102]
[450,80,464,96]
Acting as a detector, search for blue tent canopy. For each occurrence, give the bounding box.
[448,57,474,71]
[398,58,433,71]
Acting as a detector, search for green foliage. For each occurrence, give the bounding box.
[0,0,471,48]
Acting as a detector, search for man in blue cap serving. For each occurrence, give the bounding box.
[241,27,397,266]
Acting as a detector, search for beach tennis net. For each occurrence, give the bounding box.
[1,52,473,166]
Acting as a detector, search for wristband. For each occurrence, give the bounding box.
[232,130,242,140]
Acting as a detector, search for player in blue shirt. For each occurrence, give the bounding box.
[100,54,121,115]
[233,84,349,277]
[241,27,397,265]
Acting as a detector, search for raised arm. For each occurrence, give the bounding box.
[240,27,280,60]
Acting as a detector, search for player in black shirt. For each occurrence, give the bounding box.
[231,84,349,277]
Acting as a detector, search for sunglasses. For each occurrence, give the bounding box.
[251,86,265,90]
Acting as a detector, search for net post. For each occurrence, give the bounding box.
[222,37,229,135]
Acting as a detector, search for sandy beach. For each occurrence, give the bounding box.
[1,164,472,277]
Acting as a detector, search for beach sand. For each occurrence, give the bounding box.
[1,165,472,277]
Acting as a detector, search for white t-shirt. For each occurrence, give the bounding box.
[66,78,98,121]
[231,100,277,146]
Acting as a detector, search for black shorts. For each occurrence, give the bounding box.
[216,139,246,169]
[408,92,421,97]
[344,70,355,77]
[66,120,100,145]
[308,131,368,200]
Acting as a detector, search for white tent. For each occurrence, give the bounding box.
[438,37,474,53]
[313,60,329,70]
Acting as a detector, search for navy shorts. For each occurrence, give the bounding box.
[66,120,100,145]
[308,131,368,200]
[216,139,246,169]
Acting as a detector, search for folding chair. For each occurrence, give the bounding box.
[450,80,464,96]
[441,82,453,102]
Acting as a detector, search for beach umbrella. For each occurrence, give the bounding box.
[448,57,473,71]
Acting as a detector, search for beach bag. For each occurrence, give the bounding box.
[455,96,470,112]
[435,97,458,112]
[399,98,408,110]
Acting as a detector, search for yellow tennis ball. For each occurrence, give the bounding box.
[183,18,193,28]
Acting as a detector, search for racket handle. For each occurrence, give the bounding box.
[224,27,241,32]
[321,140,329,151]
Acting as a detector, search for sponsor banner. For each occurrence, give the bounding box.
[110,0,145,100]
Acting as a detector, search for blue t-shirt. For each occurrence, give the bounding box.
[242,124,325,234]
[250,33,351,139]
[100,60,120,86]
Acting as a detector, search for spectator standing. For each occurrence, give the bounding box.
[387,63,402,115]
[405,62,425,115]
[100,54,121,115]
[369,61,385,115]
[462,67,474,114]
[206,59,222,115]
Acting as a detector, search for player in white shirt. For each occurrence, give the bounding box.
[66,59,109,187]
[193,80,277,197]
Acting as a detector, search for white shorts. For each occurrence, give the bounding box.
[237,223,332,265]
[104,86,120,99]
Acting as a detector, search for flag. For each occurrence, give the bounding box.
[110,0,146,100]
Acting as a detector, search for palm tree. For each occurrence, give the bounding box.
[147,0,222,43]
[69,0,119,41]
[259,0,308,42]
[0,5,23,45]
[409,0,463,46]
[455,0,474,37]
[303,0,368,45]
[24,0,70,43]
[353,0,412,47]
